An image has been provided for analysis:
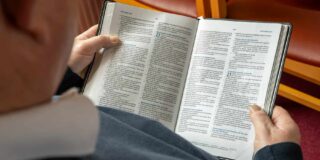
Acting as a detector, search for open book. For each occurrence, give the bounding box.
[83,1,291,160]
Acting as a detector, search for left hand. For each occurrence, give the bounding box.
[68,25,120,76]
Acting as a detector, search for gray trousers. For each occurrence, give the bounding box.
[46,107,301,160]
[91,107,219,160]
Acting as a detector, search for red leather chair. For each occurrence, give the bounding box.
[227,0,320,111]
[227,0,320,67]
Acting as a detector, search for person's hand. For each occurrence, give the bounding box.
[249,105,301,152]
[68,25,120,76]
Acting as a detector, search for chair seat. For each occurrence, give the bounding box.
[137,0,197,17]
[227,0,320,67]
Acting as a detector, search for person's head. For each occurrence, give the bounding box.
[0,0,77,113]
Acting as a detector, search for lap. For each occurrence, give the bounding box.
[91,107,218,160]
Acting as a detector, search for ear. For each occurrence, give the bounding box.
[0,0,78,113]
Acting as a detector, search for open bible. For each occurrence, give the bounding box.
[82,1,291,160]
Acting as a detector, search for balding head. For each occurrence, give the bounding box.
[0,0,77,113]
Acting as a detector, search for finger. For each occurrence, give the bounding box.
[78,35,119,55]
[76,24,99,40]
[249,104,273,133]
[271,106,296,129]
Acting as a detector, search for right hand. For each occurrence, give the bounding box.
[249,105,301,152]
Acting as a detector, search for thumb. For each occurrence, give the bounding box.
[79,35,120,55]
[250,105,273,132]
[249,105,274,151]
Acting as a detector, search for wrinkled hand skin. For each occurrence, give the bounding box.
[250,105,301,152]
[68,25,120,76]
[0,0,77,113]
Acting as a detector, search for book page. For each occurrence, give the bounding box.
[175,20,282,159]
[83,3,198,130]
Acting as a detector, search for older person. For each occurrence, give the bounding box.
[0,0,302,160]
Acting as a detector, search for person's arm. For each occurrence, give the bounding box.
[254,142,302,160]
[56,68,84,95]
[250,105,302,160]
[56,25,119,95]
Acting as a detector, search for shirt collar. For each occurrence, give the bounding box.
[0,89,99,160]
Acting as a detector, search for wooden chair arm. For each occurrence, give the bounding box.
[278,84,320,111]
[115,0,157,11]
[284,58,320,86]
[115,0,227,18]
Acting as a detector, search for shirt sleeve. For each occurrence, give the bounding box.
[56,68,84,95]
[254,142,303,160]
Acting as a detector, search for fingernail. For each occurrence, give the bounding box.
[250,104,261,112]
[110,36,119,44]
